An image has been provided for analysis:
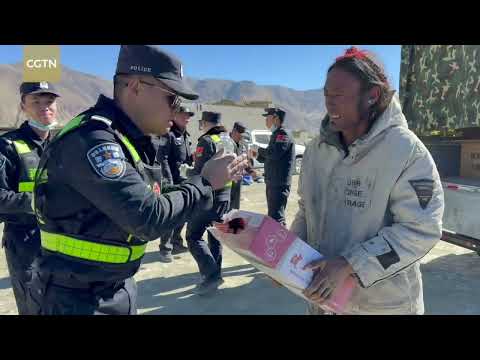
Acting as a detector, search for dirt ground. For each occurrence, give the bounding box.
[1,175,480,315]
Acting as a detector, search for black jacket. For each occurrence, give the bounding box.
[257,126,295,186]
[192,126,231,201]
[0,122,48,230]
[157,123,193,185]
[34,95,214,283]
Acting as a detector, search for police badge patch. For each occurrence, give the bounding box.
[409,179,435,209]
[87,143,126,180]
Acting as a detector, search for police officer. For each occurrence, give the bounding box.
[157,106,195,263]
[229,121,248,211]
[187,111,232,296]
[251,108,295,226]
[27,45,247,315]
[0,81,60,314]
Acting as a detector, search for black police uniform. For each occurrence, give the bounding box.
[27,95,212,315]
[157,122,194,254]
[186,122,231,283]
[0,122,49,314]
[26,45,208,315]
[257,116,295,225]
[150,135,175,190]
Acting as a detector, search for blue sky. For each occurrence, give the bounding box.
[0,45,401,91]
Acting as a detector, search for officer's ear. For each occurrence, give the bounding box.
[20,96,26,112]
[125,76,141,97]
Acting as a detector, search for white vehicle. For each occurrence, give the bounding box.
[242,129,306,175]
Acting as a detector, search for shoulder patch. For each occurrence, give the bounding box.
[196,146,204,157]
[275,134,288,143]
[87,142,126,180]
[409,179,434,209]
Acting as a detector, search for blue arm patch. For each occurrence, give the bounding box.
[86,142,127,180]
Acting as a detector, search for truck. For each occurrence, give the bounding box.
[242,129,306,175]
[400,45,480,254]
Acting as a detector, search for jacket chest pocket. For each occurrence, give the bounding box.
[335,172,377,213]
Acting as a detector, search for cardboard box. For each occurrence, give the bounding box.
[210,211,356,313]
[460,141,480,179]
[248,216,356,314]
[248,216,322,289]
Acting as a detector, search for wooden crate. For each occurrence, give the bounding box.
[460,140,480,179]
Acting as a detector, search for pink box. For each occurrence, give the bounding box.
[248,216,297,267]
[246,214,356,314]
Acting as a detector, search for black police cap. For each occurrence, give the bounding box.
[19,81,60,97]
[116,45,199,100]
[201,111,222,124]
[233,121,247,133]
[262,107,285,117]
[178,106,195,117]
[262,107,286,122]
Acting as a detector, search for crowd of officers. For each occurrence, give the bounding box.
[0,45,296,315]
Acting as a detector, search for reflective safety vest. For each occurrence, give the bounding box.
[208,134,232,189]
[11,139,39,193]
[35,114,147,264]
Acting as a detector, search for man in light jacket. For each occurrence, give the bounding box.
[291,47,444,315]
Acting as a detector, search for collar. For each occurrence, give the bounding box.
[171,123,188,137]
[93,95,156,164]
[20,121,50,148]
[93,95,145,142]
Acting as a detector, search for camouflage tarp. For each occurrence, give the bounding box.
[400,45,480,136]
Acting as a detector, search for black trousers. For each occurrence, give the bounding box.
[2,227,41,315]
[159,223,186,254]
[266,184,291,226]
[229,181,241,211]
[25,260,138,315]
[186,199,230,281]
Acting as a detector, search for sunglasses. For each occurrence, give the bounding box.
[138,80,182,111]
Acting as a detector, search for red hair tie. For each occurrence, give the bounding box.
[336,47,368,62]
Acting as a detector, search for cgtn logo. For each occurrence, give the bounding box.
[25,58,58,69]
[23,45,61,83]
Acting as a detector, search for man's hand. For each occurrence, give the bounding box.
[201,149,248,190]
[302,257,354,306]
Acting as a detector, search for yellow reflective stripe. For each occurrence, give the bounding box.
[12,140,32,154]
[40,231,146,264]
[36,169,48,185]
[210,134,221,143]
[118,135,141,163]
[130,243,146,261]
[57,114,141,166]
[19,182,34,192]
[208,135,232,188]
[57,115,86,138]
[28,168,37,180]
